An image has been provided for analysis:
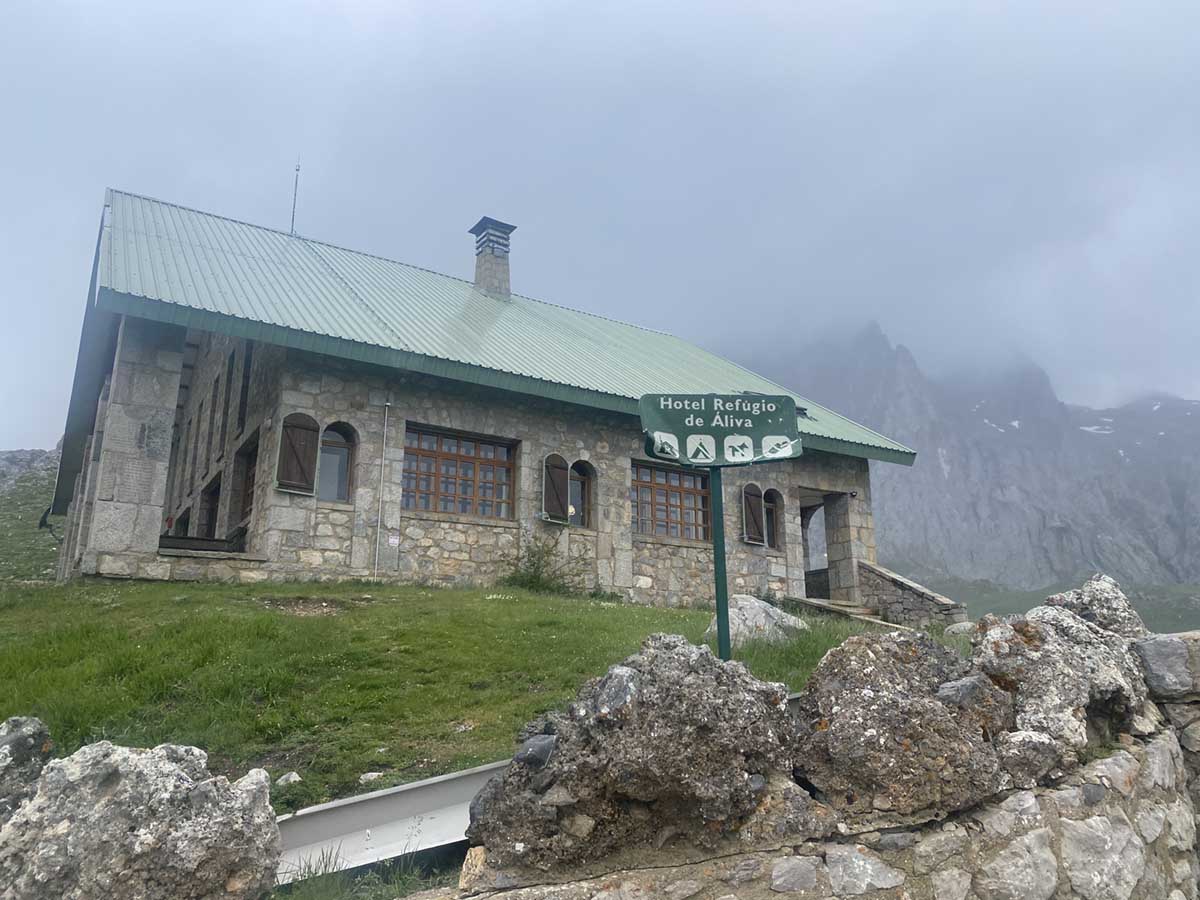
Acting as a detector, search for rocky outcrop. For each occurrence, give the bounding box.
[1046,573,1149,639]
[0,741,280,900]
[974,605,1148,758]
[465,634,825,875]
[454,576,1199,899]
[432,732,1195,900]
[701,594,809,648]
[0,718,52,828]
[793,631,1010,826]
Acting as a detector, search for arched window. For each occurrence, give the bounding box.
[319,422,357,502]
[569,461,595,528]
[543,454,570,523]
[763,489,784,550]
[277,413,320,492]
[742,483,765,545]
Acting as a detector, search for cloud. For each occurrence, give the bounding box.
[1,0,1197,447]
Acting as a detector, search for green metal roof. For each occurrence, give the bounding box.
[81,188,914,468]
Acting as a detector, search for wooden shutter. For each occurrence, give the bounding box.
[743,486,765,544]
[278,415,319,491]
[544,455,569,522]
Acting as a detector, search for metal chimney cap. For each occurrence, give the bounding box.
[468,216,517,237]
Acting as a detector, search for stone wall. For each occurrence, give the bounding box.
[442,578,1198,900]
[858,560,968,626]
[445,733,1196,900]
[63,333,896,609]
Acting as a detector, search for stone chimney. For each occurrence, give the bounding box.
[469,216,516,298]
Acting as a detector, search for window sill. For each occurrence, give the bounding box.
[741,539,787,557]
[276,485,315,497]
[634,533,712,551]
[399,509,519,530]
[318,500,354,511]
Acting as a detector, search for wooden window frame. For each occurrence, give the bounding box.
[630,461,710,542]
[743,483,765,546]
[543,454,570,523]
[318,423,356,503]
[236,341,254,436]
[277,413,320,493]
[219,350,235,459]
[569,461,593,529]
[764,489,783,550]
[205,377,219,476]
[402,425,516,520]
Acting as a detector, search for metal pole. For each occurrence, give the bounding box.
[710,465,731,660]
[373,402,390,581]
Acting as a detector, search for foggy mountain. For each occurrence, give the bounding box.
[758,324,1200,590]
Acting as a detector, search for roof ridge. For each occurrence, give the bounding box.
[106,187,674,338]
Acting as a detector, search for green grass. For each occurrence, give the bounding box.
[0,578,714,811]
[273,850,456,900]
[0,465,62,581]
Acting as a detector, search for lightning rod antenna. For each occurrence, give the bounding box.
[289,159,301,235]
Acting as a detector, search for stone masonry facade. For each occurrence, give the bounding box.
[59,317,911,613]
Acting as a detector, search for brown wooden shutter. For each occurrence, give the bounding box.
[743,486,765,544]
[544,455,569,521]
[278,415,319,491]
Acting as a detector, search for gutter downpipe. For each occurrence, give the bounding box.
[373,402,391,581]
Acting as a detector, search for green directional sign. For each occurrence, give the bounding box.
[638,393,803,664]
[638,394,802,467]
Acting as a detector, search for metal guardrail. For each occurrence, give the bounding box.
[277,694,805,883]
[276,760,507,883]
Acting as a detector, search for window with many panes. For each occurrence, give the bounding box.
[630,462,710,540]
[402,427,514,519]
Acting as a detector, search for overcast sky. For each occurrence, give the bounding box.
[3,1,1198,449]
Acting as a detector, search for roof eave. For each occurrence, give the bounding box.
[94,287,918,468]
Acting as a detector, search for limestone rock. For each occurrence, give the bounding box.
[944,620,976,637]
[973,827,1058,900]
[769,855,820,892]
[0,718,52,827]
[823,843,905,895]
[1045,573,1148,639]
[973,605,1147,758]
[0,741,280,900]
[793,630,1006,825]
[1060,814,1145,900]
[932,867,972,900]
[703,594,809,649]
[1134,634,1197,700]
[466,634,809,870]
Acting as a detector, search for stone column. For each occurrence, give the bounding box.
[823,489,877,609]
[81,317,185,577]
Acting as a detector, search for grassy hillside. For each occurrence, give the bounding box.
[0,578,881,815]
[0,465,61,581]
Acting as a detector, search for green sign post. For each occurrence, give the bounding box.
[638,394,802,660]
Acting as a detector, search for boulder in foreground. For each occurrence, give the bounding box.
[0,741,280,900]
[466,633,826,873]
[0,718,52,828]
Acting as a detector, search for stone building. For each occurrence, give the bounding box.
[52,189,958,619]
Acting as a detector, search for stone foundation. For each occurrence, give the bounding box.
[435,732,1195,900]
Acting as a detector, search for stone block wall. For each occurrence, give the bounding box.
[858,560,968,626]
[65,333,885,609]
[75,317,186,577]
[449,733,1196,900]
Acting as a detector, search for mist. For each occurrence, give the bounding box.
[3,0,1199,449]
